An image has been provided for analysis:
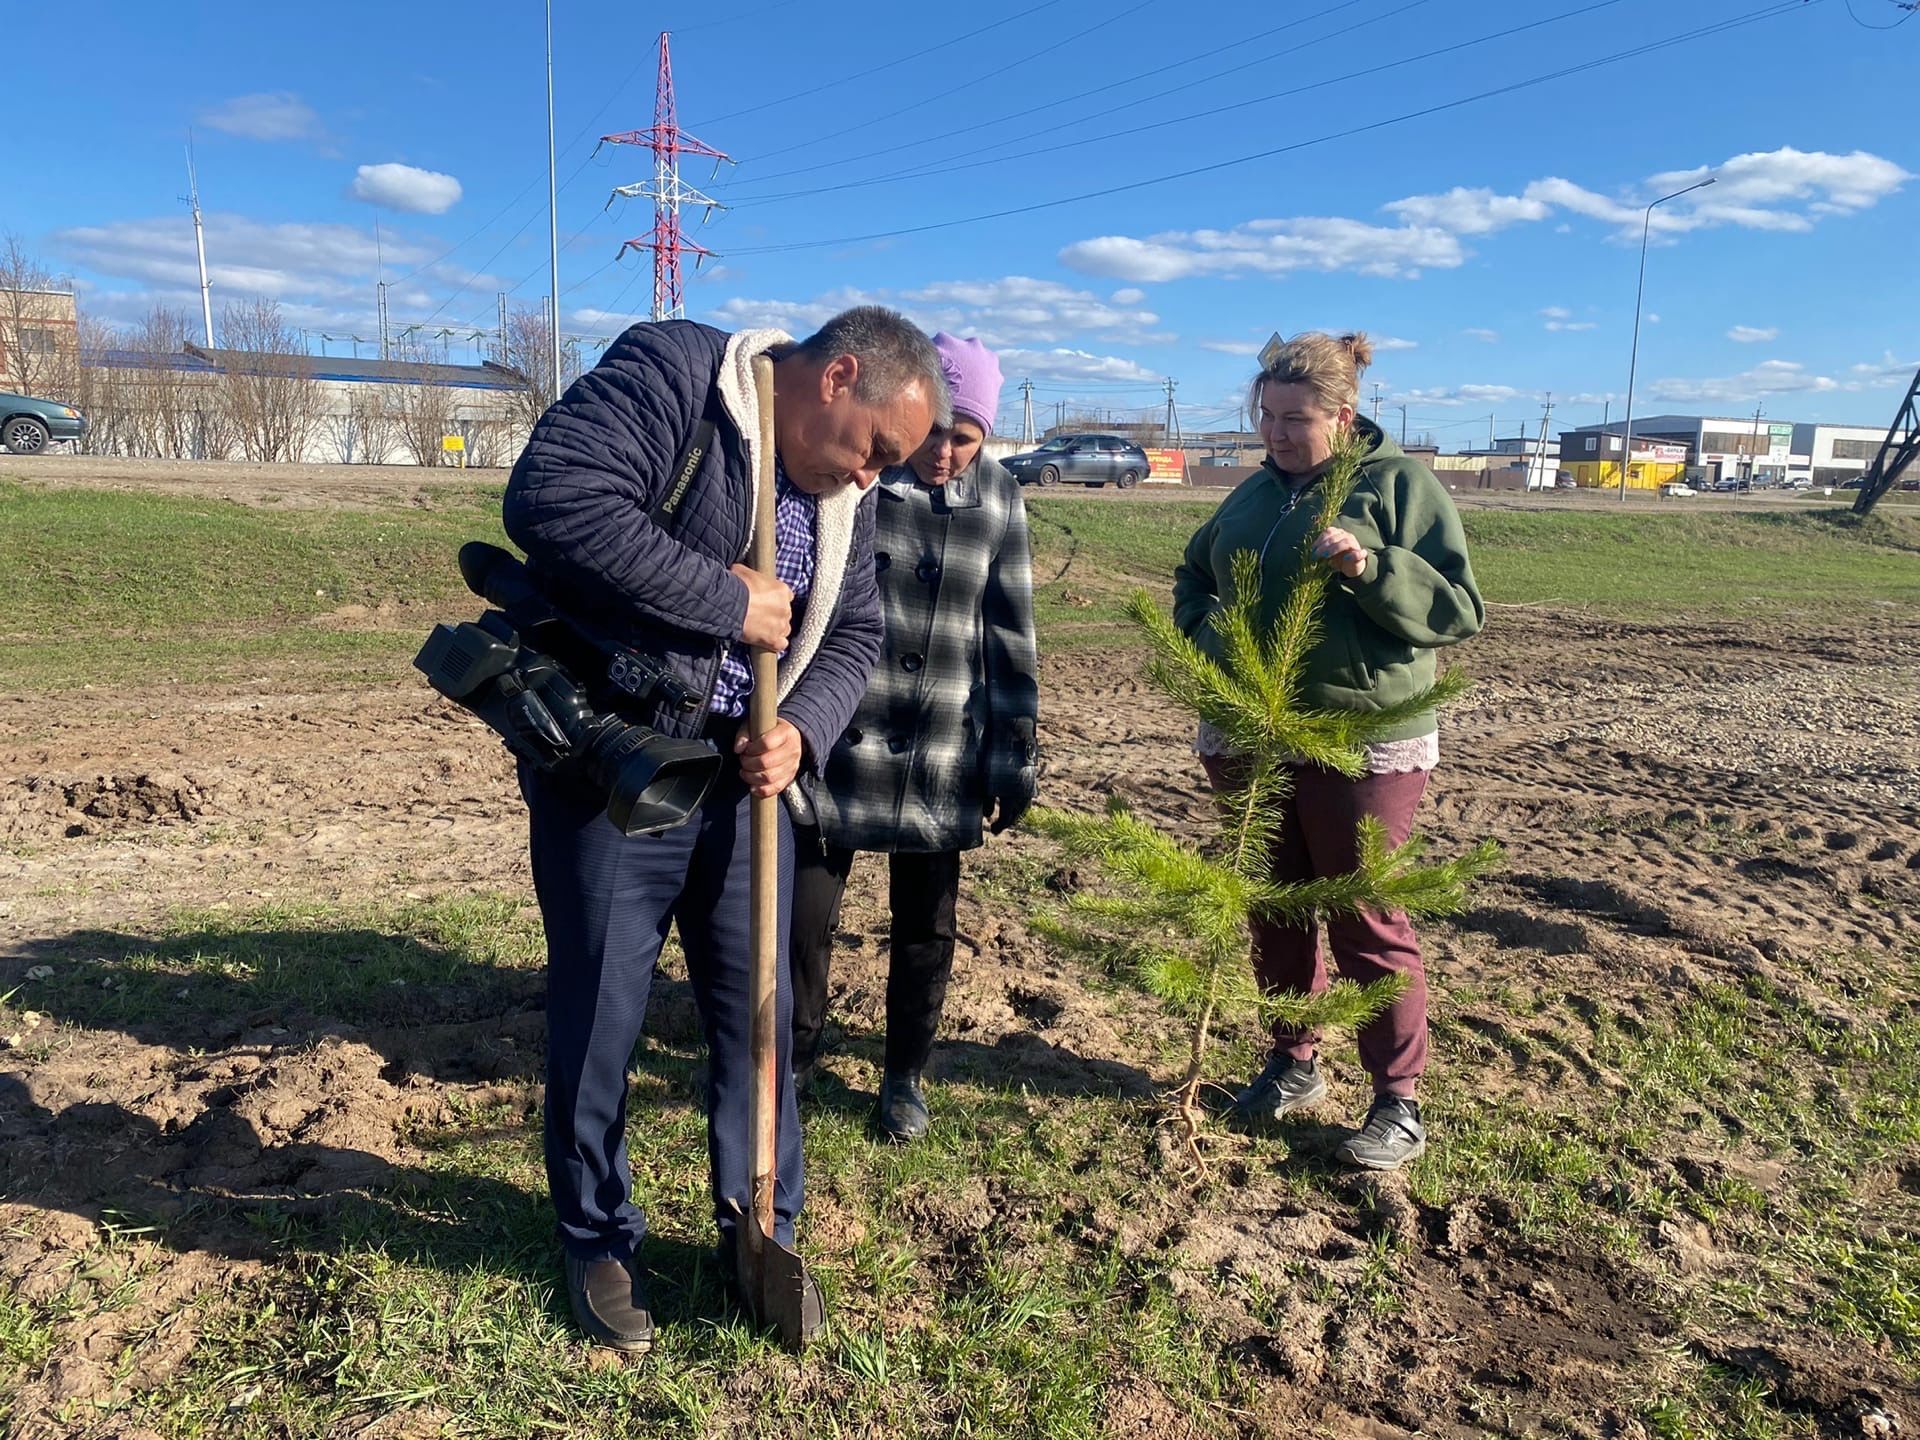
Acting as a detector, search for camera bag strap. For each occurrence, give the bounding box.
[648,381,726,532]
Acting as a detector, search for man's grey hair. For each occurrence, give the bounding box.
[796,306,952,427]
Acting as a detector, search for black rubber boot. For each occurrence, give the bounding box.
[874,1069,930,1142]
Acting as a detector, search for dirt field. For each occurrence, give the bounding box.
[3,462,1919,1438]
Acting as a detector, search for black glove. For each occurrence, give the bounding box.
[985,773,1036,835]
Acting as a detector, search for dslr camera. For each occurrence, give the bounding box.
[414,542,721,835]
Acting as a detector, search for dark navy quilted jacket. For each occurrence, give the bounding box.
[501,319,883,772]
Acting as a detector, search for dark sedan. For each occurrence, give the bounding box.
[1002,433,1152,488]
[1,391,86,454]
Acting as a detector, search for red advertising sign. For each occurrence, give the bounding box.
[1144,448,1187,483]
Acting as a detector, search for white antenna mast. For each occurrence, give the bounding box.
[185,135,214,347]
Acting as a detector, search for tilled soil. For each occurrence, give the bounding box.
[4,607,1919,1437]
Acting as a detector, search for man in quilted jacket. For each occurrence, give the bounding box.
[502,306,949,1352]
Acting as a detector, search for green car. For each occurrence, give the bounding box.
[1,390,86,454]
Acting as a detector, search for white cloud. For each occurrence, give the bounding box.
[1383,186,1551,235]
[1540,306,1597,333]
[1647,313,1661,324]
[1850,351,1920,388]
[708,276,1166,351]
[996,347,1160,385]
[1463,328,1499,343]
[350,163,464,216]
[198,92,322,142]
[1197,338,1259,356]
[1109,287,1146,305]
[1646,359,1841,407]
[1058,147,1908,290]
[1060,218,1463,283]
[1393,384,1524,407]
[53,212,504,335]
[1727,325,1778,343]
[1374,335,1418,352]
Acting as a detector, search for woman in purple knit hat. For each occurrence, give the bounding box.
[789,333,1040,1141]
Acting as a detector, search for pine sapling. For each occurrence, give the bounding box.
[1030,433,1498,1173]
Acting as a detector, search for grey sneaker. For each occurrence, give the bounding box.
[1230,1054,1329,1129]
[1337,1097,1427,1171]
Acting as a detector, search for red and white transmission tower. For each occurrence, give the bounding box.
[601,33,729,323]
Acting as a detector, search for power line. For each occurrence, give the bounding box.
[718,0,1392,195]
[1845,0,1916,24]
[718,1,1819,257]
[688,0,1072,128]
[725,0,1625,211]
[739,0,1160,168]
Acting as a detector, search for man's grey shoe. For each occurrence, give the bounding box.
[874,1069,929,1143]
[1337,1096,1427,1171]
[564,1255,655,1353]
[1229,1054,1328,1130]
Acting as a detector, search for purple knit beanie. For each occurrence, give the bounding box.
[931,332,1004,434]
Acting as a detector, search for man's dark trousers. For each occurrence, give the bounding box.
[522,758,803,1261]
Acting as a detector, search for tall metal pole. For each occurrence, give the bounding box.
[545,0,563,399]
[185,137,214,347]
[1619,175,1715,501]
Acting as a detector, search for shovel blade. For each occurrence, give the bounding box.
[726,1202,811,1350]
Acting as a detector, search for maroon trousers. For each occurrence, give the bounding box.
[1201,754,1431,1099]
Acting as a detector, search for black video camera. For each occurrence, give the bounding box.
[414,543,721,835]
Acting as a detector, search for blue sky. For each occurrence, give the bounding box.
[12,0,1917,439]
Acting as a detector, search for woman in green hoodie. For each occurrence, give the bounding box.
[1173,331,1483,1172]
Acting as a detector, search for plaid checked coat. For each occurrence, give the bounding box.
[812,453,1039,853]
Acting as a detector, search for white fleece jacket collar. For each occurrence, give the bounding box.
[713,327,863,706]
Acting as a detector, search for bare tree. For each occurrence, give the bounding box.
[496,303,560,440]
[349,387,398,464]
[390,341,459,466]
[67,316,130,455]
[216,298,323,462]
[0,235,80,402]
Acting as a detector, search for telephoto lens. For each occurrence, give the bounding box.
[416,545,721,833]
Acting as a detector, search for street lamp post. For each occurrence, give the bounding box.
[1618,175,1715,501]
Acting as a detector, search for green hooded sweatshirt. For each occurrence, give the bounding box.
[1172,419,1484,743]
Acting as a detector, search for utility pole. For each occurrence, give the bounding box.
[497,292,509,366]
[604,33,731,322]
[1019,379,1035,446]
[1163,377,1181,445]
[544,0,562,398]
[1532,392,1554,494]
[1745,402,1764,485]
[376,282,391,361]
[1372,383,1383,420]
[183,136,214,347]
[1397,404,1408,447]
[1489,414,1496,450]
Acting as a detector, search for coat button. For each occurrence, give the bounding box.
[845,727,863,745]
[914,558,941,583]
[875,552,891,572]
[902,653,924,672]
[888,735,908,753]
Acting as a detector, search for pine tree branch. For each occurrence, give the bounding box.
[1258,974,1409,1032]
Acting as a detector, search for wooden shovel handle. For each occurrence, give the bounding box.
[746,353,781,1248]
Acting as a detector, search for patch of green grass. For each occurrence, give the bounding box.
[8,479,1919,685]
[1460,505,1920,616]
[5,895,547,1040]
[0,477,504,689]
[1415,970,1920,1367]
[3,896,1262,1440]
